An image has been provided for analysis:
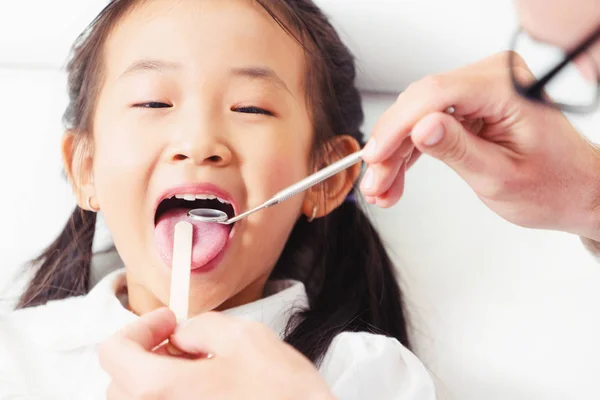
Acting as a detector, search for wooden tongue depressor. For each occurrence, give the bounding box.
[162,221,193,357]
[169,221,193,323]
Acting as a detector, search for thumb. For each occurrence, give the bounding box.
[119,307,177,351]
[411,112,502,186]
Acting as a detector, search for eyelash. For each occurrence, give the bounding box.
[132,103,274,116]
[133,102,172,109]
[232,106,274,116]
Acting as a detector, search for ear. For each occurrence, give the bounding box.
[302,135,361,220]
[62,131,98,211]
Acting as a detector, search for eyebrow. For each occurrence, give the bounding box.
[230,67,292,95]
[120,59,181,78]
[119,61,292,95]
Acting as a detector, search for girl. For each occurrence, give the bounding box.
[0,0,435,398]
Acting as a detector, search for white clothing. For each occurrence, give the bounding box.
[0,269,436,400]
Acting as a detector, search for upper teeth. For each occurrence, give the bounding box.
[173,194,230,204]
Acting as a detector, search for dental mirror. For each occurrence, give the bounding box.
[188,208,230,224]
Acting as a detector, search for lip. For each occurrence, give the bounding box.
[154,183,239,222]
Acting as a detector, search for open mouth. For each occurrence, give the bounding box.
[154,194,235,225]
[153,192,236,271]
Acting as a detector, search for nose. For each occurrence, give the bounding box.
[168,126,233,168]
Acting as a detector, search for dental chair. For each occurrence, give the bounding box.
[2,1,600,399]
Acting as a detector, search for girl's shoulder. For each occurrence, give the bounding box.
[320,332,437,400]
[0,296,96,399]
[0,269,133,351]
[0,293,93,352]
[0,271,134,400]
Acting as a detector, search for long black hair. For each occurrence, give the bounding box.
[18,0,411,366]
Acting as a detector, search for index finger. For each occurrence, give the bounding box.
[364,52,516,164]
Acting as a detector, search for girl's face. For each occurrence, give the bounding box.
[86,0,315,314]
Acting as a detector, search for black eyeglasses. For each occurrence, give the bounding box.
[509,24,600,114]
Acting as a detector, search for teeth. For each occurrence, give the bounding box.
[173,194,197,201]
[171,193,230,204]
[195,194,216,200]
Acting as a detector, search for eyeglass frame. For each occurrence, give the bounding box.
[508,24,600,114]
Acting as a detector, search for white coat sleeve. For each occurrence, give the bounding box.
[319,332,436,400]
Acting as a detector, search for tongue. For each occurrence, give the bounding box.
[155,208,231,269]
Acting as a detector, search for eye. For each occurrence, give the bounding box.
[232,106,274,116]
[133,102,172,109]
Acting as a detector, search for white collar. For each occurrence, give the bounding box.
[19,269,308,351]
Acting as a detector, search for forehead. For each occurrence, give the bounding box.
[102,0,306,91]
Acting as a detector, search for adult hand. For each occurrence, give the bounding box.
[99,308,334,400]
[360,51,600,241]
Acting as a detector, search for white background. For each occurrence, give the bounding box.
[1,1,600,399]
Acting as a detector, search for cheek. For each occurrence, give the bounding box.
[93,127,149,206]
[234,122,313,268]
[240,124,313,204]
[589,42,600,76]
[90,118,162,261]
[91,107,165,204]
[95,116,157,170]
[262,152,308,190]
[573,54,598,82]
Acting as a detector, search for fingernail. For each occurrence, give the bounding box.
[166,341,184,357]
[419,125,445,147]
[363,138,377,158]
[361,168,374,192]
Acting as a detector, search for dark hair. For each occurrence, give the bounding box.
[18,0,411,365]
